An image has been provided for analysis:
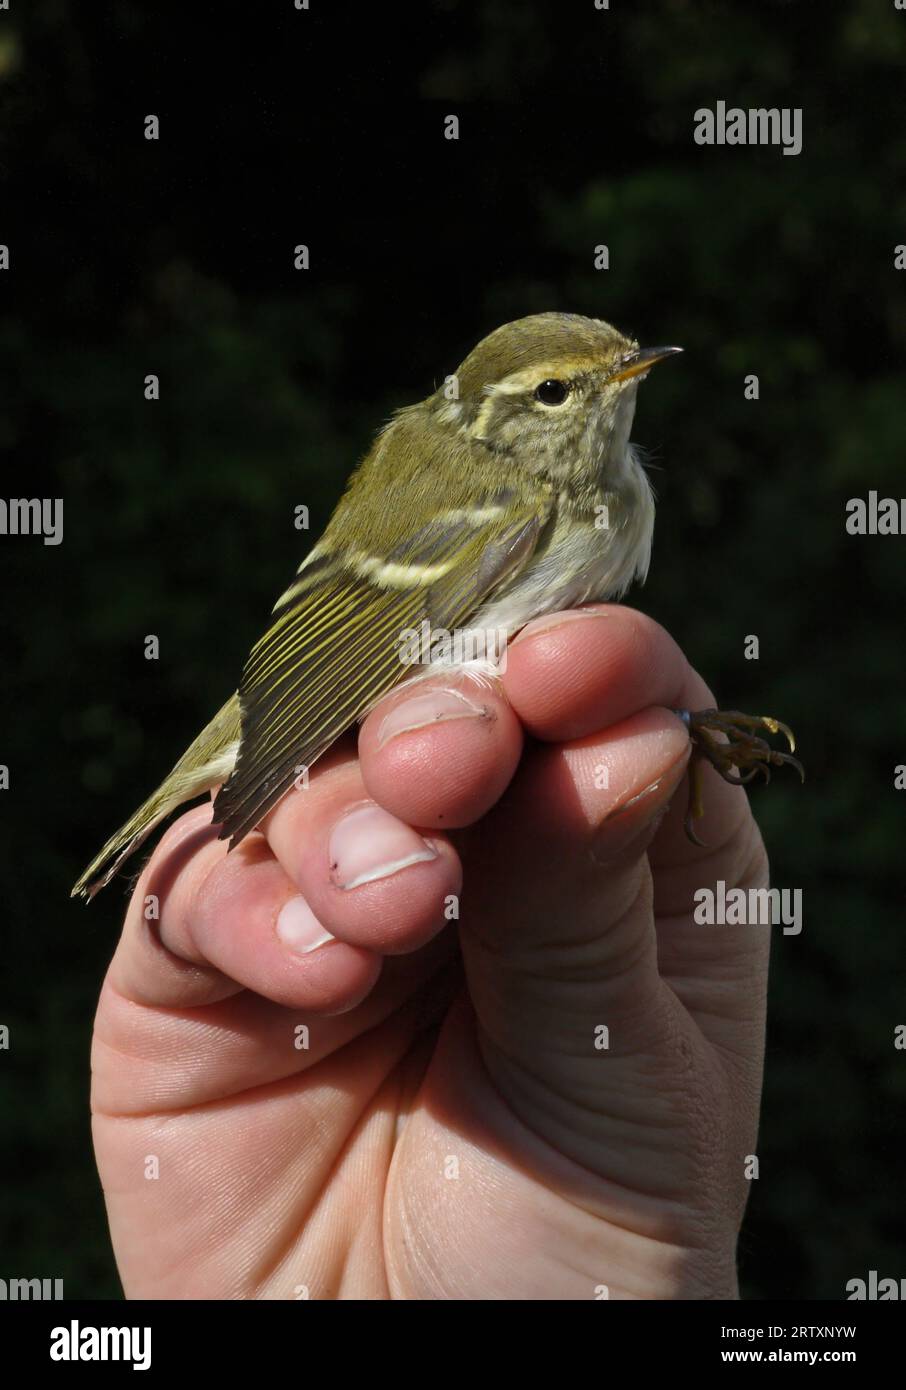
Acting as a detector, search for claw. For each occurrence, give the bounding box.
[672,706,804,844]
[683,757,707,847]
[759,715,796,754]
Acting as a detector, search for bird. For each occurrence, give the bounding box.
[72,311,800,900]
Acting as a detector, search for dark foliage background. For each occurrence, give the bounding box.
[1,0,904,1299]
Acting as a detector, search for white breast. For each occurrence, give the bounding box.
[478,447,655,630]
[413,444,656,686]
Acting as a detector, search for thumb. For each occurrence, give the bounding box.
[455,706,691,1167]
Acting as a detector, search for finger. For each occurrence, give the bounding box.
[503,604,688,742]
[646,667,772,1064]
[95,926,460,1116]
[459,704,691,981]
[358,673,523,829]
[455,705,695,1180]
[262,743,462,955]
[108,803,383,1015]
[507,607,773,1060]
[504,603,760,872]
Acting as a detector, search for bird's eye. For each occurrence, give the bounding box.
[534,379,570,406]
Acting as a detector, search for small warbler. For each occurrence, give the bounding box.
[72,311,801,900]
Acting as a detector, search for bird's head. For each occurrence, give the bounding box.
[430,312,681,486]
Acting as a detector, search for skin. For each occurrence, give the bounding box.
[91,605,770,1300]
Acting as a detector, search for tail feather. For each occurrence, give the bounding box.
[71,695,241,901]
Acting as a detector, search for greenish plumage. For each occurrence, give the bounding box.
[72,312,676,899]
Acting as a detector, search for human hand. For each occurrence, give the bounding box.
[91,605,768,1299]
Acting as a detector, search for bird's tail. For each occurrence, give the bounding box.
[71,695,241,901]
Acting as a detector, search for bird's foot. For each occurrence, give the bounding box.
[672,708,804,846]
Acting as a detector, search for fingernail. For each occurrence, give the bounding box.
[591,752,691,864]
[376,686,489,748]
[276,896,336,954]
[511,608,612,645]
[328,804,438,890]
[602,776,668,826]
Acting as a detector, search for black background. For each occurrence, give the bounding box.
[1,0,904,1299]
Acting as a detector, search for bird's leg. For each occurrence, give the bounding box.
[672,708,805,846]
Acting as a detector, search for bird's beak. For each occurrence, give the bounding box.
[609,345,683,385]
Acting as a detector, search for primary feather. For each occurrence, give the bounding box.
[70,695,240,900]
